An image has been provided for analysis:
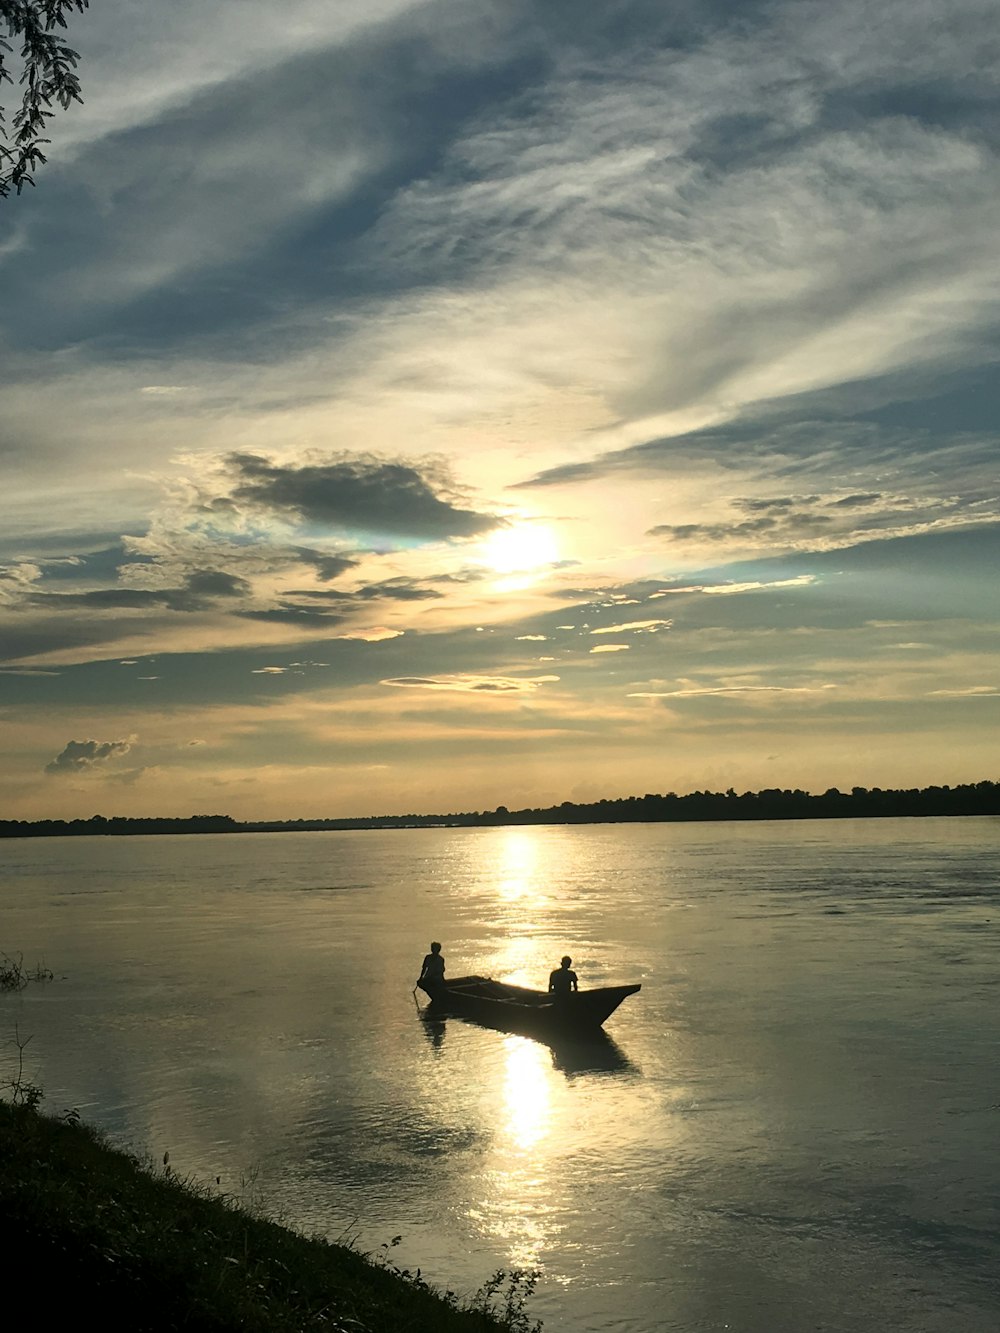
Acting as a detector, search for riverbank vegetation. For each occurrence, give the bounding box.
[1,779,997,836]
[0,952,53,990]
[0,1098,540,1331]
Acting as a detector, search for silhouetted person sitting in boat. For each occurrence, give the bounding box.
[418,941,446,996]
[548,956,578,999]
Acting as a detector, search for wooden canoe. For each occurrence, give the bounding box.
[418,974,640,1033]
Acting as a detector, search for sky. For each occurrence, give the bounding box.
[1,0,998,821]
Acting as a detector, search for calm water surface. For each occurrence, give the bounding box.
[2,819,999,1332]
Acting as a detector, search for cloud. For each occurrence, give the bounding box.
[929,685,1000,697]
[238,606,345,627]
[338,626,403,642]
[590,619,672,634]
[225,453,499,542]
[40,0,430,155]
[2,0,1000,816]
[288,577,443,603]
[628,684,836,698]
[355,1,1000,463]
[651,576,816,597]
[519,414,1000,563]
[295,549,360,582]
[183,569,251,598]
[24,567,253,614]
[356,578,444,601]
[0,562,43,603]
[250,661,333,675]
[643,483,997,553]
[381,673,559,693]
[829,493,883,509]
[45,737,135,775]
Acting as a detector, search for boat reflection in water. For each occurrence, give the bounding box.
[546,1028,636,1077]
[418,1012,448,1052]
[417,1008,638,1077]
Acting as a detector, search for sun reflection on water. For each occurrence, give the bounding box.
[496,829,543,903]
[503,1036,551,1152]
[487,829,556,986]
[469,1034,560,1269]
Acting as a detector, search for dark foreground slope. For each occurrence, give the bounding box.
[0,1101,536,1332]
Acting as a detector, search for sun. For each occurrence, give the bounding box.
[480,522,560,574]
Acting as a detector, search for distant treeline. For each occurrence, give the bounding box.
[0,814,239,838]
[1,781,998,838]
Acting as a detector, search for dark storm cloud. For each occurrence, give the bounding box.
[237,606,346,627]
[514,416,793,490]
[294,549,360,582]
[829,493,883,508]
[183,569,251,598]
[28,588,175,610]
[290,577,442,602]
[645,478,999,550]
[286,589,354,603]
[356,578,443,601]
[517,370,1000,493]
[45,737,133,775]
[25,568,252,613]
[227,453,498,541]
[0,618,155,667]
[739,496,822,513]
[648,498,837,545]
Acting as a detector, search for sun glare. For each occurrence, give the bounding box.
[503,1036,551,1151]
[481,522,559,574]
[497,829,541,902]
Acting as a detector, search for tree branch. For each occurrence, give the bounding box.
[0,0,88,198]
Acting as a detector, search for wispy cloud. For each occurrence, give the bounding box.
[929,685,1000,697]
[649,576,816,598]
[381,673,559,693]
[590,619,671,634]
[628,684,836,698]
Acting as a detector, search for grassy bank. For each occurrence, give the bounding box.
[0,1100,539,1331]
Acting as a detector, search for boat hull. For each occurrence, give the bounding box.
[419,975,640,1034]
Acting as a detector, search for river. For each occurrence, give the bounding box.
[2,818,998,1331]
